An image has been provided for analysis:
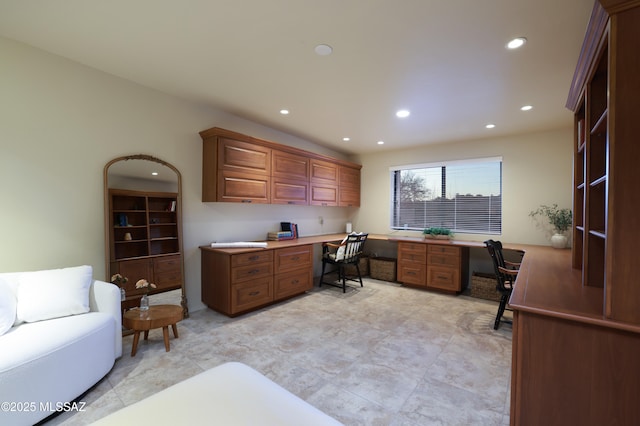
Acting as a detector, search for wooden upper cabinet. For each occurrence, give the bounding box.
[338,166,361,207]
[200,127,361,207]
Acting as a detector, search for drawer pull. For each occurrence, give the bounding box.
[408,271,416,276]
[437,274,448,280]
[292,279,299,284]
[248,255,259,261]
[248,269,260,275]
[242,199,252,203]
[291,256,299,261]
[249,291,260,296]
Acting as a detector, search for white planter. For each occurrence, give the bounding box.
[550,233,568,249]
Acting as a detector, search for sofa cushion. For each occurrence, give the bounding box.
[0,280,16,336]
[16,265,93,323]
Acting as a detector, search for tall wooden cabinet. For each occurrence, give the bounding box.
[567,0,640,324]
[509,2,640,425]
[109,189,183,298]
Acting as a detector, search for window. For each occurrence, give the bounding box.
[390,157,502,234]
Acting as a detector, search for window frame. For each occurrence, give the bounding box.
[389,156,503,234]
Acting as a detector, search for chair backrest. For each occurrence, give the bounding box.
[342,233,368,262]
[484,239,512,292]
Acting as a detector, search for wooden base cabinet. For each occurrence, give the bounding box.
[511,311,640,425]
[201,244,312,316]
[397,242,468,292]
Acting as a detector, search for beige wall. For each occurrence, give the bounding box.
[352,128,574,246]
[0,37,351,311]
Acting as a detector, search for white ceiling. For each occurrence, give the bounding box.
[0,0,594,154]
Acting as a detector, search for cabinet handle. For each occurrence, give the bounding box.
[408,271,416,276]
[248,269,260,275]
[249,255,259,261]
[288,201,295,205]
[292,279,299,284]
[242,200,252,203]
[292,256,299,261]
[437,274,448,280]
[249,291,260,296]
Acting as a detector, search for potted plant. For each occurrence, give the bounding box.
[529,204,572,248]
[423,227,453,240]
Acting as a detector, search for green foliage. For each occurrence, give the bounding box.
[423,227,453,236]
[529,204,572,233]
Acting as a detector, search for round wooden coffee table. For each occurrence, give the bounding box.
[123,304,184,356]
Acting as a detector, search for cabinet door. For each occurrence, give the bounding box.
[231,278,274,314]
[427,266,460,292]
[397,243,427,286]
[217,170,270,203]
[153,255,182,290]
[218,137,271,175]
[310,159,338,183]
[275,268,313,299]
[272,150,309,180]
[274,245,312,272]
[338,186,360,207]
[271,177,309,205]
[310,183,338,206]
[115,258,153,295]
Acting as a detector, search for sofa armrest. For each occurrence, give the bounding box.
[89,280,122,358]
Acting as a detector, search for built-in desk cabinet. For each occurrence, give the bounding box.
[201,244,313,316]
[200,127,361,206]
[397,242,468,292]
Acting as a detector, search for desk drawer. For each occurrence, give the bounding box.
[427,253,460,267]
[275,268,312,299]
[231,277,274,314]
[398,243,427,264]
[231,251,273,267]
[398,264,426,286]
[231,262,273,282]
[274,245,312,272]
[427,266,460,291]
[427,245,460,256]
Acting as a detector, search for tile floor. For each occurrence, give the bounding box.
[46,279,512,425]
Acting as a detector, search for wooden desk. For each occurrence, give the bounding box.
[507,245,640,425]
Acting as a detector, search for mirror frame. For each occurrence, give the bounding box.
[103,154,188,317]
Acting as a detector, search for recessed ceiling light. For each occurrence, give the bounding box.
[151,172,158,176]
[314,44,333,56]
[507,37,527,49]
[279,109,289,115]
[486,124,496,129]
[343,137,350,142]
[377,140,385,145]
[520,105,533,111]
[396,109,410,118]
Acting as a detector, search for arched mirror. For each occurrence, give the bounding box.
[104,154,188,317]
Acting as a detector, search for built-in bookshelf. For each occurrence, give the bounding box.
[109,189,182,296]
[567,0,640,324]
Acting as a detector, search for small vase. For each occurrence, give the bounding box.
[140,294,149,311]
[550,233,568,249]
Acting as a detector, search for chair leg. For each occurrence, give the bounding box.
[320,261,326,288]
[494,294,508,330]
[340,266,346,293]
[356,263,363,287]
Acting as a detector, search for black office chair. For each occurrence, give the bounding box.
[484,239,523,330]
[320,233,368,293]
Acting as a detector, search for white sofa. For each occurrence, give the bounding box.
[94,362,343,425]
[0,265,122,426]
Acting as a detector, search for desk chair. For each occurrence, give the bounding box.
[320,233,368,293]
[484,239,522,330]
